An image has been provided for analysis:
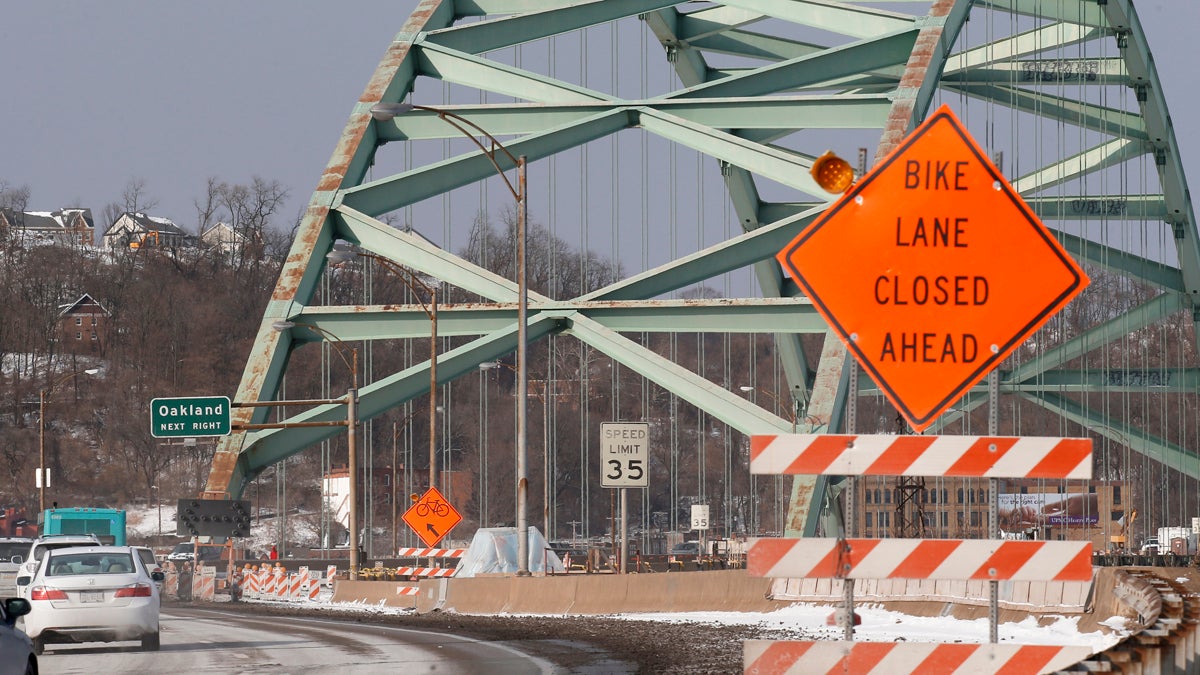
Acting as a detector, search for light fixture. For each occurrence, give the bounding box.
[811,150,855,194]
[370,102,416,122]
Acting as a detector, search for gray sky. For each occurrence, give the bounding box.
[2,1,1196,234]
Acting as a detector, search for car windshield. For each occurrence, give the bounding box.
[0,542,26,563]
[48,552,135,576]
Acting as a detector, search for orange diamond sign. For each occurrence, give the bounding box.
[402,486,462,547]
[778,105,1088,431]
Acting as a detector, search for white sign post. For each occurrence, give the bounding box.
[691,504,710,561]
[601,422,650,574]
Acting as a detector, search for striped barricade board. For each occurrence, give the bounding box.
[746,432,1093,674]
[394,566,457,578]
[744,641,1096,675]
[747,538,1092,582]
[750,434,1092,479]
[395,547,466,558]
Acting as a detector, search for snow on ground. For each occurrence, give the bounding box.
[606,604,1124,652]
[237,591,1126,653]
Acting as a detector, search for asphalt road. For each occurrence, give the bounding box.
[38,606,562,673]
[33,600,769,673]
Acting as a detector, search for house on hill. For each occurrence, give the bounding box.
[57,293,112,355]
[102,212,190,251]
[200,221,262,260]
[0,207,95,247]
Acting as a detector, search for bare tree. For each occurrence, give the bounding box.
[194,176,222,235]
[0,181,31,250]
[0,181,31,214]
[100,202,124,233]
[192,176,289,271]
[121,177,159,215]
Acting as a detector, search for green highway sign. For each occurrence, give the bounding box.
[151,396,231,438]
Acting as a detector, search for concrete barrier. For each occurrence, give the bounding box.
[330,580,418,608]
[413,570,778,615]
[392,567,1115,620]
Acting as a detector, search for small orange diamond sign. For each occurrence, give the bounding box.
[402,486,462,547]
[778,105,1088,431]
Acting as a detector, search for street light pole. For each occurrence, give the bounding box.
[482,362,550,541]
[346,382,359,578]
[541,384,550,539]
[271,321,359,579]
[515,156,530,576]
[38,368,100,514]
[327,249,440,540]
[152,485,161,539]
[371,101,531,575]
[393,421,399,556]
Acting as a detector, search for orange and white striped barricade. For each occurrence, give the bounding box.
[325,565,338,587]
[288,573,304,602]
[395,585,420,597]
[749,434,1093,480]
[395,547,467,560]
[393,566,457,579]
[275,569,290,601]
[243,565,260,599]
[247,564,261,595]
[306,570,321,602]
[394,548,465,577]
[262,568,277,597]
[743,642,1096,675]
[249,567,262,599]
[746,538,1092,582]
[192,566,216,602]
[747,433,1094,674]
[294,565,310,600]
[162,561,178,599]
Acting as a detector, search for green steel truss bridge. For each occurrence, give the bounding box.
[207,0,1199,544]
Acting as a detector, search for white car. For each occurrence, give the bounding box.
[0,538,33,597]
[15,534,102,600]
[0,597,36,675]
[18,545,164,654]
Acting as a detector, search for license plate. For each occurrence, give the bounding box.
[80,591,104,603]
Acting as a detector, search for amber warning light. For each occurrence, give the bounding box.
[810,150,855,194]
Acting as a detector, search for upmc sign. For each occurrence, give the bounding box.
[778,105,1088,431]
[150,396,231,438]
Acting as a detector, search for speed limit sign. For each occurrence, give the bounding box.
[600,422,649,488]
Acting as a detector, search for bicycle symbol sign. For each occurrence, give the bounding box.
[403,486,462,547]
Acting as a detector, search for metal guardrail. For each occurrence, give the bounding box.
[1093,553,1199,568]
[1058,569,1200,673]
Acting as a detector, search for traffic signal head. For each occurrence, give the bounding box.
[810,150,855,194]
